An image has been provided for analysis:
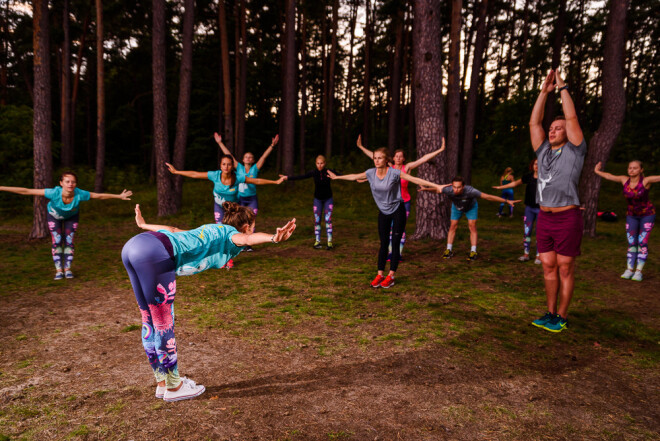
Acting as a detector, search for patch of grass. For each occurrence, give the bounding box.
[16,358,33,369]
[105,399,126,414]
[327,431,352,440]
[15,334,27,341]
[66,425,89,439]
[121,324,141,333]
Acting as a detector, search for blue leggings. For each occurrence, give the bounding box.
[47,213,79,271]
[121,233,180,388]
[499,189,514,215]
[626,214,655,272]
[523,206,540,255]
[313,198,333,243]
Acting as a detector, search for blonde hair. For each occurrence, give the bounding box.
[221,202,255,230]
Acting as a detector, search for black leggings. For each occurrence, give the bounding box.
[378,202,407,272]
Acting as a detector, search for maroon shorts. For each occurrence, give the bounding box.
[536,208,583,257]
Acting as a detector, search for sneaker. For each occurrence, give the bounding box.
[65,270,74,279]
[518,254,530,262]
[326,242,334,250]
[442,249,454,259]
[532,312,555,329]
[534,257,542,265]
[54,272,64,280]
[541,314,568,333]
[380,275,395,289]
[245,246,254,252]
[467,251,478,261]
[313,241,323,249]
[621,269,634,279]
[631,271,643,282]
[225,259,234,270]
[163,377,205,402]
[155,384,166,399]
[370,275,384,288]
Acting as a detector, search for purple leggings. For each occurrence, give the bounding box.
[626,214,655,271]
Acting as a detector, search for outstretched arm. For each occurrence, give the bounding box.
[245,176,285,185]
[90,189,133,200]
[134,204,185,232]
[356,135,375,160]
[530,70,555,151]
[214,132,239,168]
[643,175,660,186]
[165,163,209,179]
[480,192,521,206]
[555,68,584,146]
[418,183,451,193]
[405,137,446,171]
[493,178,523,190]
[0,186,46,196]
[326,169,367,181]
[231,218,297,247]
[255,135,279,170]
[594,162,626,184]
[400,171,444,189]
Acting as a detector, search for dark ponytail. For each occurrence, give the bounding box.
[222,201,255,230]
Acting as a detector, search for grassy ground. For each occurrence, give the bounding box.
[0,168,658,440]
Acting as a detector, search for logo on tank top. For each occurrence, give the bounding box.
[538,173,552,203]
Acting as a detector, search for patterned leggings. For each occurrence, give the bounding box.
[121,233,180,388]
[313,197,333,243]
[523,206,540,255]
[389,200,411,256]
[626,214,655,272]
[47,213,79,272]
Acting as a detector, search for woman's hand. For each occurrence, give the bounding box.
[507,199,522,207]
[279,174,288,181]
[418,185,440,193]
[270,134,279,147]
[439,137,446,152]
[326,170,338,179]
[493,185,503,190]
[273,218,297,243]
[594,161,602,173]
[165,163,178,174]
[135,204,146,228]
[356,135,364,149]
[214,132,223,145]
[276,176,286,184]
[119,189,133,200]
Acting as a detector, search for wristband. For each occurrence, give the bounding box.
[270,234,278,244]
[558,85,569,93]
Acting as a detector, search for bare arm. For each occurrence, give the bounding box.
[405,137,446,171]
[134,204,185,233]
[245,176,285,185]
[327,169,367,181]
[418,183,451,193]
[231,218,296,246]
[165,163,209,179]
[529,70,554,151]
[214,132,239,168]
[255,135,279,170]
[643,175,660,186]
[400,171,442,189]
[555,68,584,146]
[480,192,521,206]
[0,186,46,196]
[493,178,523,190]
[89,189,133,200]
[356,135,374,159]
[594,162,626,184]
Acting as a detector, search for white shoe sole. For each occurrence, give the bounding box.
[164,385,206,402]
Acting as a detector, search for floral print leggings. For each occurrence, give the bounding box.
[626,215,655,272]
[47,213,78,272]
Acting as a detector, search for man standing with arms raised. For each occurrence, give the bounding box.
[529,68,586,333]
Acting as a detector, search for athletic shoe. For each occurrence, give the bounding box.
[518,254,530,262]
[631,271,643,282]
[620,269,634,279]
[313,241,323,249]
[163,377,205,402]
[467,251,478,261]
[370,275,384,288]
[54,272,64,280]
[534,257,542,265]
[326,242,334,250]
[245,246,254,252]
[541,315,568,333]
[442,249,454,259]
[65,270,74,279]
[225,259,234,270]
[380,275,395,289]
[156,384,166,399]
[532,312,555,329]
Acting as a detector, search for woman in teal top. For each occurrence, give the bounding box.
[121,202,295,402]
[0,171,132,279]
[497,167,515,218]
[215,132,278,216]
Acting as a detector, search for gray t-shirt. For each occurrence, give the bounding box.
[365,167,403,215]
[535,138,587,207]
[442,185,482,211]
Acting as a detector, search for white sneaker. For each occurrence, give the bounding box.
[631,271,643,282]
[155,384,166,399]
[163,377,205,402]
[621,269,634,279]
[518,254,530,262]
[534,257,542,265]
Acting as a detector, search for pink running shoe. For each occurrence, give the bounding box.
[380,275,395,289]
[225,259,234,270]
[370,275,384,288]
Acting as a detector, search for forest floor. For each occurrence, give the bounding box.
[0,177,658,440]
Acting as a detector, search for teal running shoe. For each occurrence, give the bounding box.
[541,315,568,333]
[532,312,554,329]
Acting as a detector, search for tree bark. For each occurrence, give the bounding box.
[387,5,404,154]
[517,0,531,96]
[339,0,358,156]
[173,0,194,210]
[323,0,339,158]
[412,0,448,241]
[218,0,233,151]
[234,0,247,158]
[579,0,630,237]
[31,0,52,239]
[543,0,568,129]
[153,0,176,216]
[93,0,105,192]
[362,0,372,145]
[280,0,296,175]
[446,0,461,178]
[460,0,489,184]
[298,3,307,173]
[60,0,73,167]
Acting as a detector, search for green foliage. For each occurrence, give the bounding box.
[0,105,34,187]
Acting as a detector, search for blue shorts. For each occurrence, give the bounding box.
[451,202,478,221]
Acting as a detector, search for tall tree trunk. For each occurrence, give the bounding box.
[298,3,307,173]
[153,0,175,216]
[234,0,247,158]
[517,0,531,95]
[280,0,296,175]
[60,0,73,167]
[324,0,339,158]
[387,5,404,154]
[30,0,52,239]
[446,0,461,178]
[460,0,489,184]
[71,13,90,155]
[412,0,448,241]
[94,0,105,192]
[173,0,194,210]
[339,0,358,156]
[0,0,7,106]
[580,0,630,237]
[543,0,568,129]
[218,0,233,151]
[362,0,372,145]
